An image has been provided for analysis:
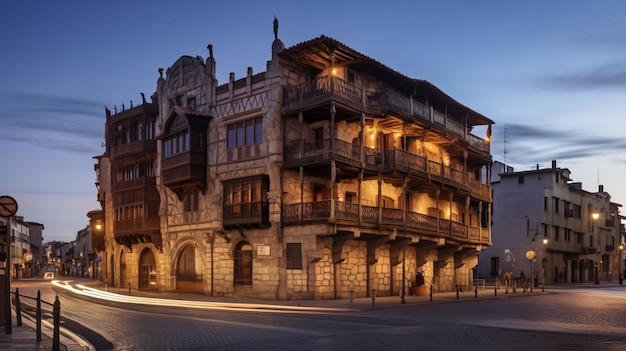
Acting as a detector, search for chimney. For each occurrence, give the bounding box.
[599,185,604,193]
[551,160,557,169]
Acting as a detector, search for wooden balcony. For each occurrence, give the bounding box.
[223,201,270,228]
[113,217,161,233]
[284,138,490,200]
[161,151,206,188]
[113,217,162,250]
[111,139,157,158]
[282,200,490,245]
[283,75,490,154]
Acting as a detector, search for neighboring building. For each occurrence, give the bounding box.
[91,95,160,288]
[75,225,93,277]
[94,24,494,299]
[25,221,44,276]
[6,216,30,278]
[477,160,625,285]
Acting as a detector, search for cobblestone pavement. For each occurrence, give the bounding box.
[2,279,625,350]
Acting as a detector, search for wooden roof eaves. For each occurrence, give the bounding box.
[280,35,494,127]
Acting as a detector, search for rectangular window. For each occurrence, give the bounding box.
[227,117,263,149]
[236,122,245,147]
[554,226,560,241]
[227,125,236,148]
[286,243,303,269]
[245,119,254,145]
[490,257,500,276]
[518,176,524,184]
[553,197,559,213]
[223,175,269,226]
[255,117,263,144]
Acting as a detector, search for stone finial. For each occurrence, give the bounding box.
[141,92,146,104]
[273,16,278,40]
[208,44,213,58]
[158,68,164,78]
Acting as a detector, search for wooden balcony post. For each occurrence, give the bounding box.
[299,166,304,221]
[358,171,363,224]
[330,160,336,221]
[377,174,382,224]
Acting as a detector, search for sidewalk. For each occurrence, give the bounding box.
[0,308,90,351]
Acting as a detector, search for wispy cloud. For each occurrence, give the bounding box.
[0,91,104,154]
[494,123,626,166]
[540,59,626,90]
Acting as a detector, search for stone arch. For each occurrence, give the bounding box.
[120,250,128,288]
[138,248,157,290]
[175,242,204,292]
[109,253,115,286]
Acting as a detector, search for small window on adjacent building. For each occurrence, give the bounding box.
[518,176,524,184]
[286,243,303,270]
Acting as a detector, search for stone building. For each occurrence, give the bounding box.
[94,23,494,299]
[477,160,625,285]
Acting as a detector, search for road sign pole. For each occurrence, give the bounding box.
[0,195,18,334]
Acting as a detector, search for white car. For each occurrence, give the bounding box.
[43,272,55,279]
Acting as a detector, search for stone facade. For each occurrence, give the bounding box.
[94,25,494,300]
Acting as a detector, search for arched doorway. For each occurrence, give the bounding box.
[234,241,253,285]
[109,254,115,286]
[570,260,577,283]
[139,248,157,290]
[177,244,203,292]
[120,251,128,288]
[578,260,585,282]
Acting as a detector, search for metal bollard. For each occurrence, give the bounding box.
[15,288,22,327]
[371,289,375,306]
[430,285,433,302]
[298,291,302,306]
[36,290,41,342]
[474,285,478,298]
[53,295,61,351]
[349,290,354,308]
[494,287,497,296]
[129,283,131,296]
[456,285,459,300]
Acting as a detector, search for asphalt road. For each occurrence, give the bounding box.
[11,279,626,351]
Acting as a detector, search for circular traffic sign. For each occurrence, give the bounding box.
[0,196,18,217]
[504,252,514,263]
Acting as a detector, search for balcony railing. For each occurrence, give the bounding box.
[113,217,160,233]
[282,200,489,244]
[111,139,157,156]
[283,75,489,153]
[285,137,489,199]
[223,201,270,227]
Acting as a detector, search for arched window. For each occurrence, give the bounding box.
[234,242,253,285]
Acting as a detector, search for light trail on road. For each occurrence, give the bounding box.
[51,280,351,314]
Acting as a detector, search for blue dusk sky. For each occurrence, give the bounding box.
[1,1,626,242]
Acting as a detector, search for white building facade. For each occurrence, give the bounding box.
[477,161,625,285]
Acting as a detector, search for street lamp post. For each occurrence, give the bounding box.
[592,212,600,285]
[528,232,548,292]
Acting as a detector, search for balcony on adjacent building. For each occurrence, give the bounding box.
[111,139,157,158]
